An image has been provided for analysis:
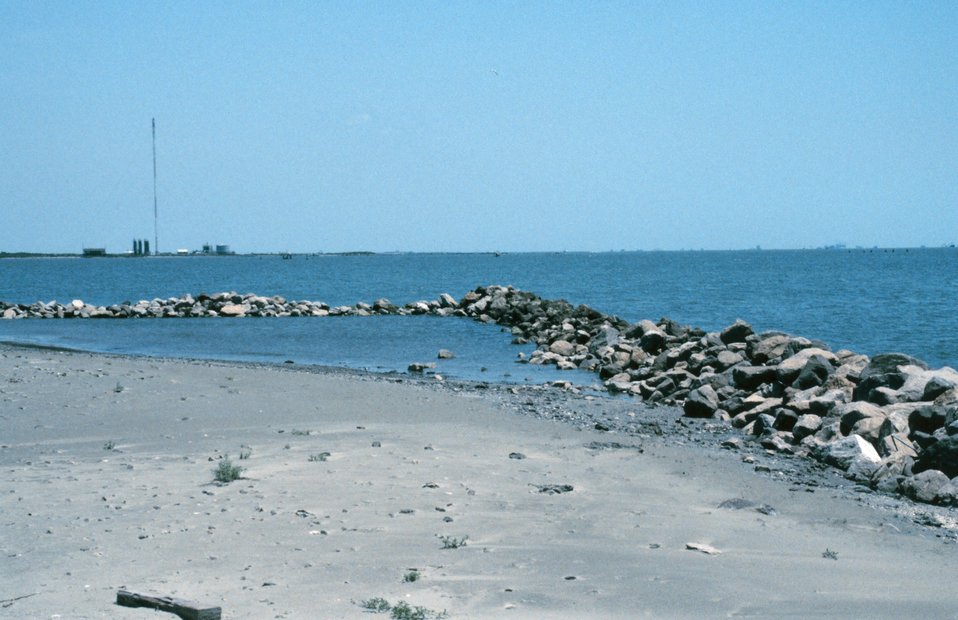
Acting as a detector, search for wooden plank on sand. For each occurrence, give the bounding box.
[115,589,221,620]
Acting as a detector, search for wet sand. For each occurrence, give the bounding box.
[1,344,956,619]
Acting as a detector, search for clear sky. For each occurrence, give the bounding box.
[1,1,956,253]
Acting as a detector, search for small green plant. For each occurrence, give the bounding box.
[291,429,312,436]
[822,548,839,560]
[390,602,426,620]
[403,569,421,583]
[357,598,445,619]
[438,535,468,549]
[238,447,252,460]
[360,597,391,613]
[390,601,447,620]
[212,455,243,483]
[103,440,116,451]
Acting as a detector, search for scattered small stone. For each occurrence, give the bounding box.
[720,438,742,450]
[371,441,381,448]
[585,441,643,452]
[534,484,574,495]
[508,452,526,460]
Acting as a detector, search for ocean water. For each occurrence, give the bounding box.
[0,249,956,381]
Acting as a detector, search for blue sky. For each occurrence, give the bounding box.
[1,1,955,253]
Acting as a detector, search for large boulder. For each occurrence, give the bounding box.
[853,353,929,402]
[591,325,620,350]
[924,371,958,401]
[792,414,823,441]
[934,477,958,506]
[732,365,778,391]
[218,303,248,317]
[684,385,720,418]
[900,470,951,504]
[747,334,790,364]
[913,435,958,478]
[720,319,754,345]
[714,350,744,371]
[623,319,655,338]
[793,355,834,389]
[888,366,958,403]
[838,401,887,443]
[639,328,667,354]
[549,340,576,357]
[909,405,948,435]
[812,434,881,471]
[776,348,837,385]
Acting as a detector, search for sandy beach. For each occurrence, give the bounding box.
[2,344,957,619]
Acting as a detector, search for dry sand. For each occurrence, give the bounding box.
[1,344,957,619]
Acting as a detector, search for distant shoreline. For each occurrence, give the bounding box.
[1,246,955,259]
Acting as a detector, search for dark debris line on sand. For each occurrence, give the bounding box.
[4,284,958,512]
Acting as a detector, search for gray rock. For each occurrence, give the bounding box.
[837,402,886,443]
[732,365,778,390]
[900,470,951,504]
[761,433,794,453]
[437,349,455,359]
[909,405,948,435]
[846,456,880,483]
[639,329,667,354]
[773,408,799,432]
[893,365,958,403]
[792,414,823,441]
[925,373,958,401]
[218,303,248,317]
[812,434,881,470]
[871,456,910,493]
[748,334,790,364]
[715,350,745,371]
[934,477,958,506]
[548,340,576,357]
[624,319,659,340]
[807,389,850,415]
[853,353,929,402]
[793,355,833,389]
[683,385,720,417]
[591,325,620,350]
[752,413,777,436]
[913,435,958,478]
[776,348,837,385]
[720,319,753,345]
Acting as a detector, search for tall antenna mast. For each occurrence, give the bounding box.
[152,118,158,256]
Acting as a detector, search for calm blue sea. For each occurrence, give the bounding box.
[1,249,955,382]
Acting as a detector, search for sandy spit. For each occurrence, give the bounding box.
[1,344,956,619]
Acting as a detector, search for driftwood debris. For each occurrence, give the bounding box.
[115,589,221,620]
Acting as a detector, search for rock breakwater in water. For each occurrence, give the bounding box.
[4,284,958,508]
